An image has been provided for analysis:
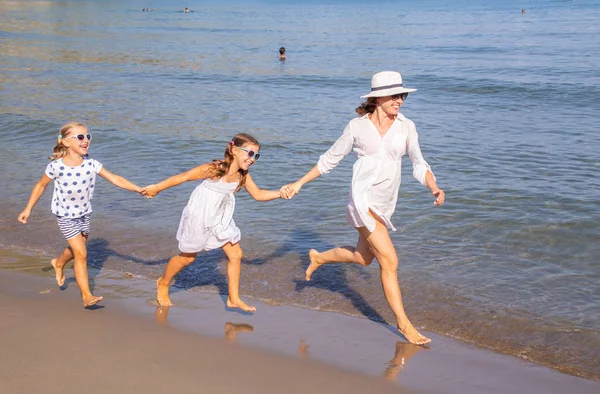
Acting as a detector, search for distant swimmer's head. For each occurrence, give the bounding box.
[185,7,189,13]
[279,46,286,60]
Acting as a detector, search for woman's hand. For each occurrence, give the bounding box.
[17,209,31,224]
[141,184,159,199]
[432,188,445,206]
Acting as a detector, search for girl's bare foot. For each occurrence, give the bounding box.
[82,295,103,308]
[305,249,322,281]
[156,278,173,306]
[50,259,65,287]
[397,323,431,345]
[226,297,256,312]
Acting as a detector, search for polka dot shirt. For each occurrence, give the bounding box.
[45,157,103,218]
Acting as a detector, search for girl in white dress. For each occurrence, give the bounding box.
[142,133,282,311]
[282,72,445,345]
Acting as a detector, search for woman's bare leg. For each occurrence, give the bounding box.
[156,252,197,306]
[66,233,101,307]
[306,234,375,280]
[359,217,430,345]
[51,233,88,287]
[222,242,256,312]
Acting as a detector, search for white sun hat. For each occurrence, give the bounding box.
[360,71,417,98]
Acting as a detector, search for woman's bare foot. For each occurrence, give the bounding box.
[397,323,431,345]
[226,297,256,312]
[82,295,103,308]
[51,259,65,287]
[156,278,172,306]
[305,249,322,281]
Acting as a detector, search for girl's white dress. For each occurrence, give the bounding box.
[176,178,241,253]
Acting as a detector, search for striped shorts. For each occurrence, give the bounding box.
[56,214,91,240]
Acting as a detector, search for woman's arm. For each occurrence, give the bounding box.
[244,173,281,201]
[282,122,354,199]
[141,163,213,198]
[407,125,445,206]
[18,174,52,223]
[98,168,142,193]
[424,171,445,206]
[281,164,321,198]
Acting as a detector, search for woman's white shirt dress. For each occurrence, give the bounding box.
[317,113,434,233]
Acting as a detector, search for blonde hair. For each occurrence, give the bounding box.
[209,133,259,193]
[355,97,378,116]
[49,122,87,161]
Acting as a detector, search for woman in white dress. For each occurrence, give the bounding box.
[282,71,445,345]
[142,133,283,311]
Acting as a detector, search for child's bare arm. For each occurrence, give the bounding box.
[98,167,142,193]
[18,174,52,223]
[244,173,281,202]
[142,163,213,198]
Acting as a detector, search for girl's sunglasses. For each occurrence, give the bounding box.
[391,93,408,101]
[236,146,260,160]
[65,133,92,142]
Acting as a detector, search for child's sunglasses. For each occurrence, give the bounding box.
[236,146,260,160]
[391,93,408,101]
[64,133,93,142]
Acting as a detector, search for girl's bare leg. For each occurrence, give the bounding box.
[306,234,375,280]
[222,242,256,312]
[156,252,197,306]
[358,217,430,345]
[66,234,102,307]
[51,233,88,287]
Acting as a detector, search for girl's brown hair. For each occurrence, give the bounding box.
[209,133,260,193]
[49,122,87,161]
[355,97,378,116]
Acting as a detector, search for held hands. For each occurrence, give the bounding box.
[141,184,159,199]
[432,188,445,206]
[280,182,302,200]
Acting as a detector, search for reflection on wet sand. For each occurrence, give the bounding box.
[224,322,254,342]
[296,338,424,383]
[383,342,425,381]
[155,305,170,325]
[153,306,255,343]
[298,339,310,358]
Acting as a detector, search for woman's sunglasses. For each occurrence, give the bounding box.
[391,93,408,101]
[64,133,93,142]
[236,146,260,160]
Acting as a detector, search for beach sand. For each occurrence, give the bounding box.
[0,271,408,394]
[1,267,599,394]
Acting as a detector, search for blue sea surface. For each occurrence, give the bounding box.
[1,0,599,379]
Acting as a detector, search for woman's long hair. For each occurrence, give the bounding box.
[355,97,378,116]
[49,122,87,160]
[209,133,259,192]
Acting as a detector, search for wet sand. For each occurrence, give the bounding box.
[0,271,408,394]
[1,268,599,394]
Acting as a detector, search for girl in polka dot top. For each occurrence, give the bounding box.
[18,122,143,308]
